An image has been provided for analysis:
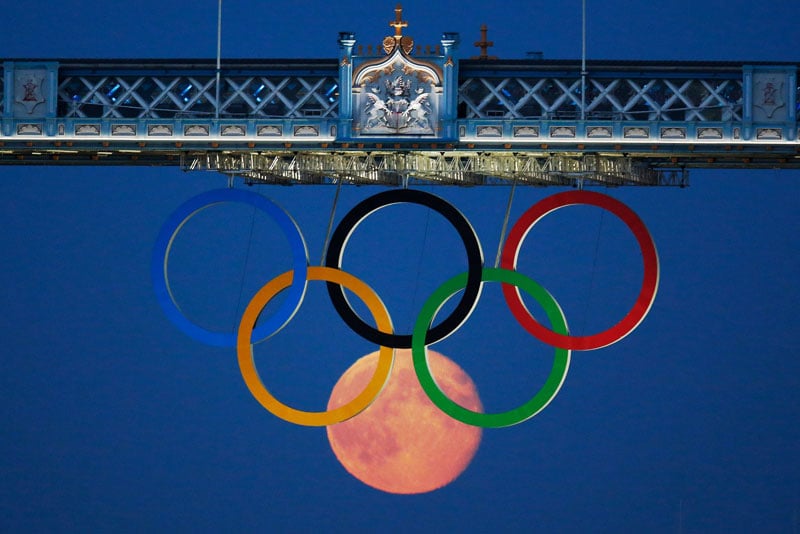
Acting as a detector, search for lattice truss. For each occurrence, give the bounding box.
[459,76,744,121]
[183,151,681,186]
[56,74,339,118]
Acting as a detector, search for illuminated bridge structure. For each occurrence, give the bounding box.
[2,21,798,187]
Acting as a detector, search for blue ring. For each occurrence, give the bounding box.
[152,189,308,347]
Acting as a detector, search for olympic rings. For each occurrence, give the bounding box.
[500,190,660,351]
[151,189,309,347]
[412,268,570,428]
[237,266,394,426]
[155,187,660,428]
[324,189,484,348]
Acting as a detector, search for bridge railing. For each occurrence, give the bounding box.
[3,60,795,123]
[50,61,340,120]
[458,75,745,122]
[0,59,797,154]
[56,73,340,120]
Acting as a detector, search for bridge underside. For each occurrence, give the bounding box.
[2,141,798,187]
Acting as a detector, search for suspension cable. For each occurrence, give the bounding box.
[233,197,257,334]
[319,179,343,265]
[409,202,432,331]
[494,177,518,268]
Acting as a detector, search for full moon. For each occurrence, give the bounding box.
[326,348,482,494]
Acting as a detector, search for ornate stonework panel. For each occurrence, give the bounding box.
[75,124,101,135]
[353,49,441,136]
[624,126,650,139]
[111,124,136,136]
[14,69,48,117]
[221,125,246,136]
[660,127,686,139]
[513,126,539,138]
[338,5,456,140]
[257,125,282,136]
[184,124,210,136]
[697,127,723,139]
[550,126,576,138]
[587,126,612,138]
[148,124,173,136]
[752,72,787,121]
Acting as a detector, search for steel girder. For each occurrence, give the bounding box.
[181,151,684,187]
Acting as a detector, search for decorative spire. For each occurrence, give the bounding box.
[383,4,414,55]
[472,24,497,60]
[389,4,408,39]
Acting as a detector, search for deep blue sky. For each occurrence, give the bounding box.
[1,1,799,532]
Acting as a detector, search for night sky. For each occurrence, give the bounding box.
[1,1,799,532]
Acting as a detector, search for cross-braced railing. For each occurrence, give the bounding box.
[53,65,748,123]
[1,59,796,176]
[57,73,339,119]
[458,75,744,121]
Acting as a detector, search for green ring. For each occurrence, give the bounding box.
[412,267,571,428]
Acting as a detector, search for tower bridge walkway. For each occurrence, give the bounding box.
[2,30,797,186]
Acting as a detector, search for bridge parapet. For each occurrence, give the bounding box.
[1,20,798,179]
[2,59,796,140]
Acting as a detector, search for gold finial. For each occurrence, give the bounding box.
[472,24,497,60]
[383,4,413,55]
[389,4,408,39]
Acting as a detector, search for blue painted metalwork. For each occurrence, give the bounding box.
[1,58,795,142]
[0,28,797,182]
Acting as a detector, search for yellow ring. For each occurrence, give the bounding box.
[237,266,394,426]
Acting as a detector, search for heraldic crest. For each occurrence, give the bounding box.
[350,5,444,136]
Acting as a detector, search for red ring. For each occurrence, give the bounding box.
[500,191,660,351]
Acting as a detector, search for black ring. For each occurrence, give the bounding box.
[325,189,484,348]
